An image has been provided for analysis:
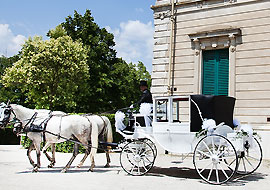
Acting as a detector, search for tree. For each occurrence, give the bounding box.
[2,10,151,113]
[62,10,117,112]
[0,55,26,105]
[47,25,67,39]
[61,10,151,113]
[2,36,89,111]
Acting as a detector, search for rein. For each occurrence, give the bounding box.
[44,130,118,151]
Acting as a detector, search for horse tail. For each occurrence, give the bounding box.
[105,117,113,143]
[89,120,98,159]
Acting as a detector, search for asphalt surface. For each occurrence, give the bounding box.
[0,145,269,190]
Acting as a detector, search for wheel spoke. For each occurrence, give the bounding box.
[218,163,229,179]
[194,135,238,184]
[241,158,247,173]
[140,149,152,157]
[217,149,232,158]
[199,161,213,173]
[202,140,213,155]
[244,156,255,170]
[207,164,214,181]
[217,140,222,153]
[130,164,136,174]
[220,160,234,171]
[228,158,236,167]
[143,156,152,164]
[246,155,260,161]
[215,164,219,184]
[197,149,211,158]
[141,160,148,171]
[222,156,236,160]
[137,162,140,174]
[128,147,137,156]
[211,137,218,154]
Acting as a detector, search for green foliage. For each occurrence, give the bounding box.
[62,10,151,113]
[20,136,32,148]
[47,25,67,39]
[0,55,27,105]
[2,36,89,111]
[1,9,151,114]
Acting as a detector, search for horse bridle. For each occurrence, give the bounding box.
[0,105,15,127]
[0,104,35,135]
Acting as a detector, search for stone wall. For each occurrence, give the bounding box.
[151,0,270,128]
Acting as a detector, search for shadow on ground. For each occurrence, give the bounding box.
[16,165,121,174]
[148,166,268,186]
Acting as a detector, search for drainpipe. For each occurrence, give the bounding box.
[167,0,175,96]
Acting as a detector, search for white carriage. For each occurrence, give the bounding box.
[116,95,263,184]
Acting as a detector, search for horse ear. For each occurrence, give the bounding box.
[6,100,10,106]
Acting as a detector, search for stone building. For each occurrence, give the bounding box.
[151,0,270,158]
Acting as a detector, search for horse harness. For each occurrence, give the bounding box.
[5,105,107,149]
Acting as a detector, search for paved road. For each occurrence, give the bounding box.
[0,145,269,190]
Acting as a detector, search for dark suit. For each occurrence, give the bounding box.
[136,89,153,106]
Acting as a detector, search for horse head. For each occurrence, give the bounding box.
[0,102,12,128]
[0,102,23,135]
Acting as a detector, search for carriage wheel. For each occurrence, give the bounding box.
[193,134,238,184]
[236,137,262,175]
[120,140,156,176]
[142,138,157,157]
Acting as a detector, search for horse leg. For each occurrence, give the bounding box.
[42,142,54,168]
[61,143,79,173]
[32,142,41,172]
[27,142,36,167]
[51,143,56,167]
[43,143,56,168]
[88,121,98,172]
[77,147,90,168]
[105,149,111,168]
[88,153,95,172]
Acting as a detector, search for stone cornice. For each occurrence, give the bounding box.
[151,0,257,11]
[188,27,241,40]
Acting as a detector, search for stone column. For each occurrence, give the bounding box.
[229,34,236,97]
[193,38,201,94]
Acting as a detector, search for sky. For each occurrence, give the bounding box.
[0,0,156,71]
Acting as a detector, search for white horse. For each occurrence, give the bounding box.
[77,114,113,168]
[0,103,99,173]
[41,114,114,168]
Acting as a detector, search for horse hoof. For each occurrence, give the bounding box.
[88,168,94,172]
[76,164,82,168]
[61,169,67,173]
[48,164,53,168]
[32,167,39,173]
[104,164,110,168]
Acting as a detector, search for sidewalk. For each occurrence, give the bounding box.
[0,145,269,190]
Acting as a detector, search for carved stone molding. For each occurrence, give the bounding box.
[154,10,171,20]
[189,28,240,96]
[189,28,241,41]
[189,28,241,51]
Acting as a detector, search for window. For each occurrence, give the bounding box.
[156,99,168,122]
[202,49,229,96]
[173,100,180,122]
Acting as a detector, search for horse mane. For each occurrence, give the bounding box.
[11,104,36,122]
[11,104,35,115]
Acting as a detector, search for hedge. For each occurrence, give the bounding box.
[21,114,124,153]
[0,128,20,145]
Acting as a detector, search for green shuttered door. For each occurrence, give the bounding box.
[202,49,229,96]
